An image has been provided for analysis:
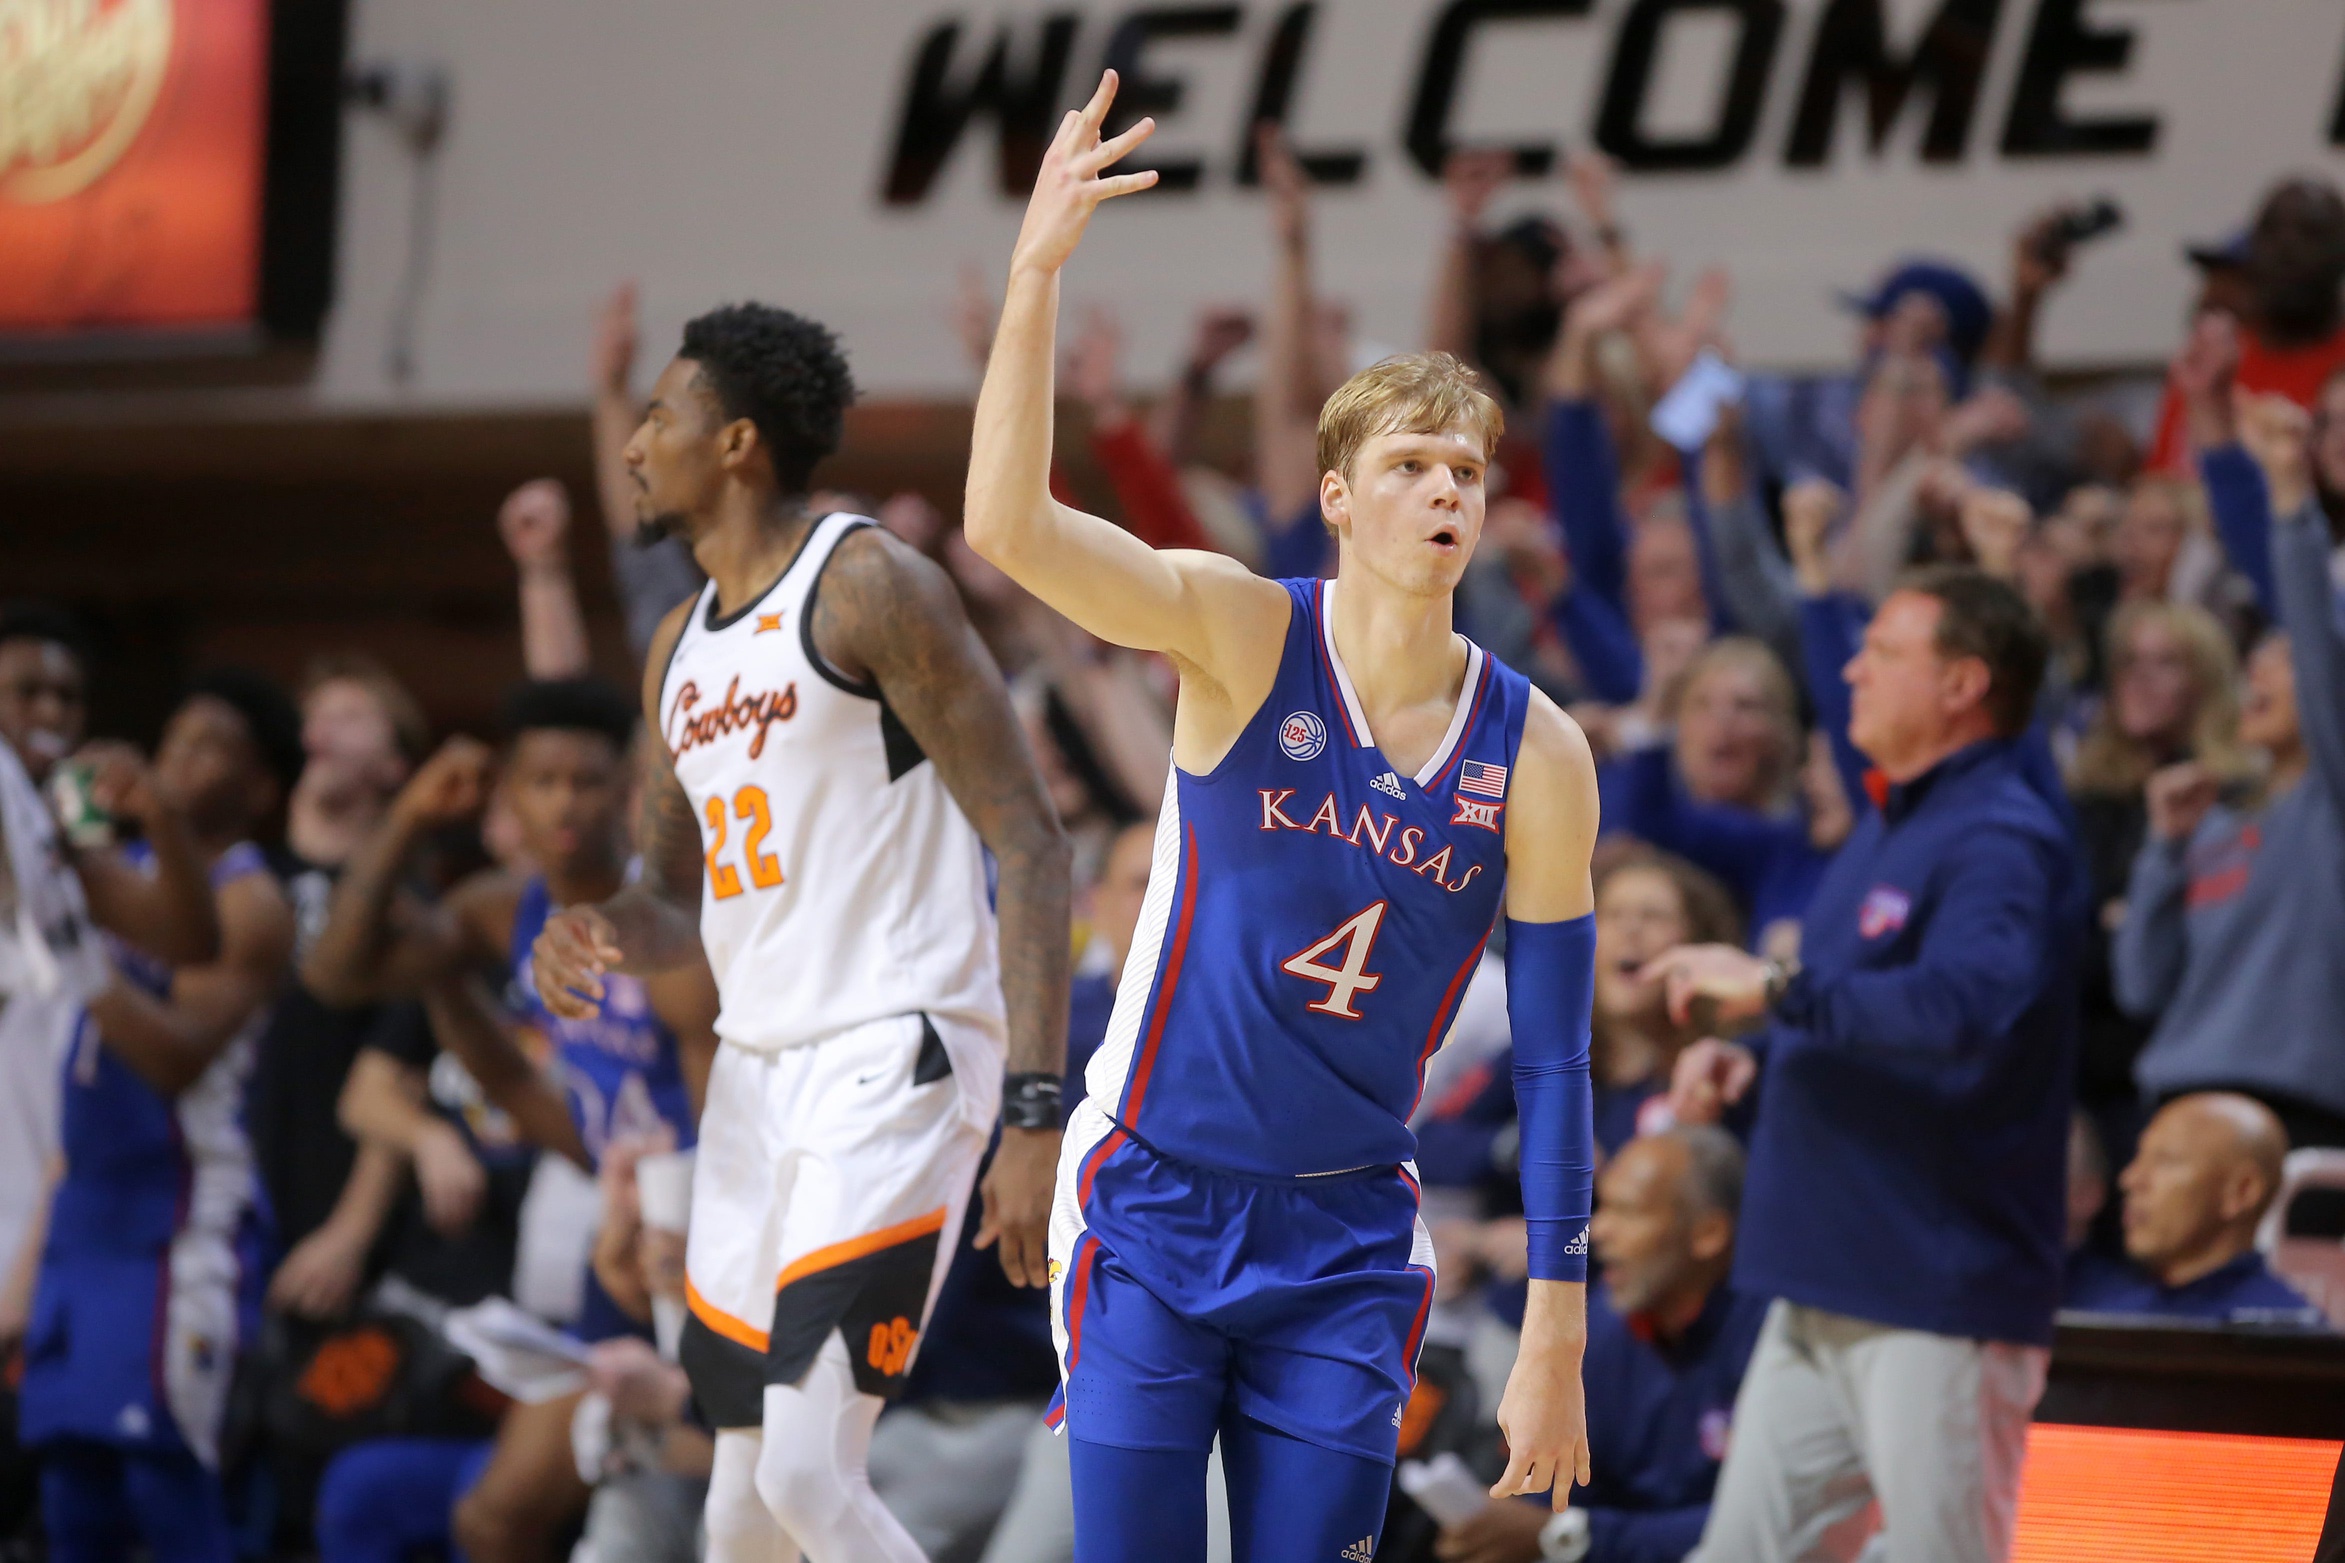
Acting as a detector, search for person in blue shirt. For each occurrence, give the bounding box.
[18,671,304,1563]
[2065,1092,2322,1329]
[1431,1127,1768,1563]
[1646,568,2081,1563]
[303,678,719,1563]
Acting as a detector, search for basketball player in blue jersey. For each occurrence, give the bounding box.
[304,677,716,1560]
[16,672,302,1563]
[965,72,1602,1563]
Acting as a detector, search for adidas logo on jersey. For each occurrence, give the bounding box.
[1370,770,1407,800]
[1342,1538,1376,1561]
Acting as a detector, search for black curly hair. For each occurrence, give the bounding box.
[677,304,857,495]
[500,677,636,752]
[184,667,306,796]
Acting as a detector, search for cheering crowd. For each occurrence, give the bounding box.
[3,131,2344,1563]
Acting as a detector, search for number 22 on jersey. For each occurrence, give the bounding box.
[704,784,782,899]
[1280,901,1388,1019]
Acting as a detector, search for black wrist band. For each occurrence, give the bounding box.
[1003,1072,1064,1130]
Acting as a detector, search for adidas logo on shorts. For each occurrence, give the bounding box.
[1341,1537,1376,1561]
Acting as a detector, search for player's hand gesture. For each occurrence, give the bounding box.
[534,903,624,1018]
[498,478,572,570]
[1009,71,1159,278]
[1491,1288,1593,1509]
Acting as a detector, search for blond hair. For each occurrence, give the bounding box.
[1315,352,1504,484]
[2069,601,2254,798]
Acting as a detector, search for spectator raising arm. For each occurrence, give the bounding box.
[68,742,220,965]
[589,282,706,660]
[86,862,292,1097]
[1065,305,1219,555]
[2245,393,2345,831]
[1254,123,1331,538]
[2176,313,2280,615]
[500,479,593,679]
[1425,146,1514,364]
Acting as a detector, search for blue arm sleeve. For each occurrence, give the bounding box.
[1506,914,1596,1282]
[2197,443,2279,620]
[1546,399,1630,611]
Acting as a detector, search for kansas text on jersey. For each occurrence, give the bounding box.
[1086,577,1530,1178]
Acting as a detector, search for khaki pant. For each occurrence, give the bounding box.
[1691,1302,2047,1563]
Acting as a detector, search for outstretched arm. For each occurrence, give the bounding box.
[964,72,1289,712]
[501,480,593,679]
[814,527,1073,1288]
[1492,691,1599,1508]
[422,971,589,1167]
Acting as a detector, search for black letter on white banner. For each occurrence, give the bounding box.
[883,15,1083,204]
[2001,0,2157,156]
[1785,0,2004,166]
[1099,7,1245,192]
[1405,0,1594,179]
[1596,0,1784,172]
[1237,4,1368,185]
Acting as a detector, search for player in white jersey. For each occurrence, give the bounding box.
[531,305,1072,1563]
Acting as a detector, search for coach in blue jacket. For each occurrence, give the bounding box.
[1645,567,2080,1563]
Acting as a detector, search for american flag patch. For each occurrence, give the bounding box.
[1457,759,1507,799]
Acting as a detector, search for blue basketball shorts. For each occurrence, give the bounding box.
[1045,1098,1438,1464]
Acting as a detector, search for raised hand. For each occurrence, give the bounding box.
[392,737,494,832]
[1257,121,1310,252]
[593,282,639,398]
[1187,306,1255,374]
[2145,760,2221,844]
[1566,148,1620,237]
[1958,487,2032,581]
[498,478,572,570]
[1009,71,1159,278]
[2235,388,2316,515]
[1442,145,1514,232]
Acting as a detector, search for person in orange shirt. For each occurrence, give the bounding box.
[2151,179,2345,471]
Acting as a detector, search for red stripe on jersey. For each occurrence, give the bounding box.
[1118,824,1200,1124]
[1425,659,1495,795]
[1077,1128,1128,1209]
[1411,928,1493,1114]
[1398,1164,1421,1202]
[1401,1263,1437,1386]
[1064,1235,1102,1367]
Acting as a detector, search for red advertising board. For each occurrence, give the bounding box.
[0,0,272,334]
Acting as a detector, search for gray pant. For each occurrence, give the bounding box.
[1690,1302,2047,1563]
[868,1398,1052,1563]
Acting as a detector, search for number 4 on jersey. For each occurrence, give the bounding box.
[1281,901,1389,1019]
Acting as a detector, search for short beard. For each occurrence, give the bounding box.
[636,511,687,547]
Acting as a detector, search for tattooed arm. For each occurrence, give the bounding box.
[814,525,1074,1288]
[532,599,708,1017]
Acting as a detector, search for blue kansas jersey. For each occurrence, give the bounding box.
[1084,577,1529,1177]
[23,843,273,1467]
[508,877,696,1163]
